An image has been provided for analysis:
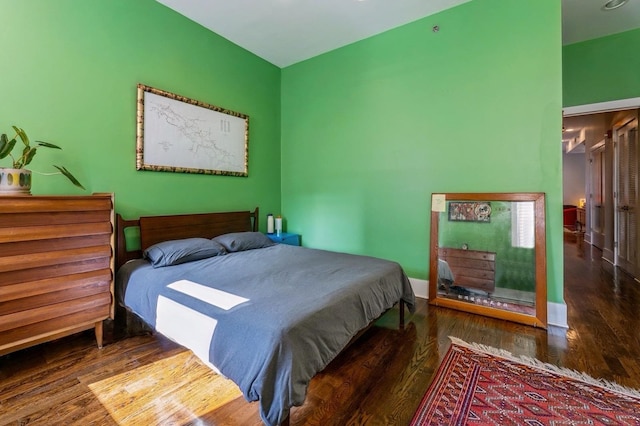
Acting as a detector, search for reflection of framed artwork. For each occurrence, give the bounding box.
[448,201,491,222]
[136,84,249,177]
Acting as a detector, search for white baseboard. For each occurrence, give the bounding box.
[603,249,615,265]
[409,277,429,300]
[547,301,568,329]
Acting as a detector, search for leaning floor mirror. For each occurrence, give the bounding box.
[429,192,547,328]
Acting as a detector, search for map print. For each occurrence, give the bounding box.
[142,91,247,175]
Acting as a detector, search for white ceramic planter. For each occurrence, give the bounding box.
[0,168,32,195]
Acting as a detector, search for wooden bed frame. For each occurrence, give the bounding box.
[114,206,406,425]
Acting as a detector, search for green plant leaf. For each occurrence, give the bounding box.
[0,134,8,158]
[0,137,17,159]
[11,126,30,147]
[53,165,85,189]
[3,126,82,190]
[36,140,62,149]
[22,147,37,167]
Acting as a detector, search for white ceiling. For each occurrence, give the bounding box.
[155,0,470,68]
[156,0,640,68]
[562,0,640,46]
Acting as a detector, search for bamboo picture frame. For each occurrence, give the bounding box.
[136,84,249,177]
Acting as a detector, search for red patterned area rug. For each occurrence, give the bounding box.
[411,337,640,425]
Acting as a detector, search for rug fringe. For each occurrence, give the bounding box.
[448,336,640,400]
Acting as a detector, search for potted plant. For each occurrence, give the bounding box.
[0,125,84,194]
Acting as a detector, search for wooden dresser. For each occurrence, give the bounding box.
[438,247,496,295]
[0,194,114,356]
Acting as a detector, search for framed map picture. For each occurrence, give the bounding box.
[136,84,249,177]
[448,201,491,222]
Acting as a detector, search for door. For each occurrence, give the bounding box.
[615,118,639,276]
[590,143,606,249]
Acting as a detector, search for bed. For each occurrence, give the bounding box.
[115,207,415,425]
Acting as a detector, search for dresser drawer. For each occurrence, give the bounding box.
[0,272,112,316]
[0,269,112,303]
[0,292,112,333]
[0,307,111,352]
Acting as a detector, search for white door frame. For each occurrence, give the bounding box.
[563,97,640,117]
[589,139,605,248]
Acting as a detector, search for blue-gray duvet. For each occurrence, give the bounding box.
[117,244,415,425]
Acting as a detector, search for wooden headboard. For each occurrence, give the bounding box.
[116,207,259,270]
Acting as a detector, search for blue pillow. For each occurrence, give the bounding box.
[213,232,275,252]
[144,238,227,267]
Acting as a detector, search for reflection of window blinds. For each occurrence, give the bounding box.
[512,202,535,248]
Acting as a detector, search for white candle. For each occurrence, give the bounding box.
[275,216,282,236]
[267,214,274,234]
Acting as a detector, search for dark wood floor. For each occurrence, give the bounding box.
[2,237,640,425]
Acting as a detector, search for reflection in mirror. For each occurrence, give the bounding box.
[429,193,547,328]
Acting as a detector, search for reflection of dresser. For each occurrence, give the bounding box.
[438,247,496,294]
[576,208,586,232]
[0,194,114,356]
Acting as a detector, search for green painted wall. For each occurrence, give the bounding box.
[1,0,565,305]
[0,0,281,223]
[563,28,640,107]
[281,0,564,303]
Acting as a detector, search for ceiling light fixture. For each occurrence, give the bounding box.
[602,0,628,11]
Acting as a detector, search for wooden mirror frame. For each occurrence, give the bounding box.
[429,192,547,328]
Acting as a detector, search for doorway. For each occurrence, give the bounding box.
[563,97,640,278]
